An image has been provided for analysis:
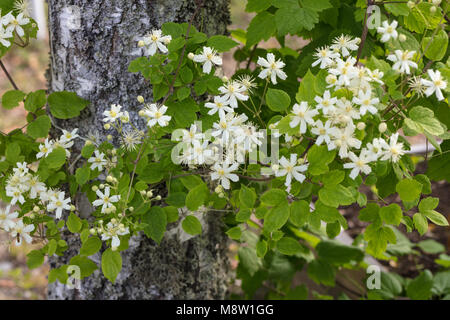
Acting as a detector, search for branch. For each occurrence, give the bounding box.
[355,0,375,65]
[0,60,19,90]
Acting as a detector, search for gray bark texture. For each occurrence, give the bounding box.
[46,0,231,300]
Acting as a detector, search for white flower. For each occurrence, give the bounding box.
[344,151,372,179]
[10,220,34,246]
[103,104,123,123]
[101,221,129,249]
[289,102,318,133]
[276,154,308,187]
[6,187,25,205]
[311,120,336,150]
[141,29,171,56]
[36,138,54,159]
[314,90,338,115]
[366,138,384,161]
[121,129,142,151]
[387,50,417,74]
[3,12,29,37]
[218,81,249,109]
[0,26,13,47]
[210,162,239,189]
[328,58,358,87]
[179,124,203,144]
[189,140,213,165]
[380,133,405,163]
[60,128,79,143]
[88,150,107,171]
[331,34,360,57]
[377,20,398,43]
[13,0,32,17]
[421,69,447,101]
[193,46,222,74]
[211,113,239,144]
[28,175,46,199]
[13,162,29,176]
[93,187,120,214]
[331,125,362,158]
[0,205,18,232]
[144,104,171,127]
[368,69,384,85]
[205,95,233,118]
[334,98,360,123]
[47,192,71,219]
[312,46,339,69]
[352,89,379,115]
[257,53,287,84]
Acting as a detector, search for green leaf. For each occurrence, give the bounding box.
[238,246,262,276]
[48,91,89,119]
[143,206,167,244]
[409,106,445,136]
[307,144,336,175]
[27,250,44,269]
[46,147,67,169]
[69,256,97,278]
[307,259,335,286]
[423,210,449,226]
[406,270,433,300]
[101,249,122,283]
[416,239,445,254]
[27,115,51,139]
[290,200,310,227]
[185,183,209,211]
[419,197,439,212]
[413,213,428,235]
[266,88,291,112]
[2,90,25,109]
[297,7,319,31]
[74,166,90,187]
[301,0,332,12]
[207,35,238,52]
[321,170,345,186]
[246,11,276,47]
[67,213,82,233]
[318,184,354,208]
[316,240,364,264]
[276,237,302,256]
[24,90,46,112]
[245,0,272,12]
[396,178,422,202]
[239,185,256,208]
[5,142,21,163]
[47,239,58,256]
[162,22,183,38]
[379,204,403,226]
[80,236,102,256]
[166,192,186,208]
[264,202,290,232]
[422,29,448,62]
[225,226,242,240]
[177,87,190,101]
[296,70,316,104]
[182,215,202,235]
[138,163,163,184]
[275,7,304,36]
[236,208,252,222]
[260,189,287,206]
[256,239,268,258]
[163,206,179,223]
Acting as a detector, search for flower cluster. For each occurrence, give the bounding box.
[0,7,30,48]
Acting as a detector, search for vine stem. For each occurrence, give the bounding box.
[0,59,19,90]
[355,0,375,65]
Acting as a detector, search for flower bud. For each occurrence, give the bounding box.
[407,1,415,9]
[297,158,305,165]
[271,164,279,172]
[107,134,113,141]
[399,34,407,42]
[140,190,147,196]
[92,185,99,192]
[430,5,436,13]
[85,140,92,146]
[70,205,76,211]
[90,228,97,235]
[111,246,118,251]
[137,95,145,103]
[138,40,145,47]
[155,195,161,201]
[218,192,225,198]
[29,213,35,219]
[357,122,366,130]
[215,185,223,194]
[99,184,105,190]
[106,175,114,183]
[269,123,276,130]
[147,191,153,198]
[129,207,134,212]
[33,206,40,213]
[104,123,111,130]
[188,52,195,60]
[378,122,387,133]
[432,0,441,5]
[111,218,117,224]
[110,205,117,212]
[111,149,117,156]
[221,76,229,82]
[138,110,146,117]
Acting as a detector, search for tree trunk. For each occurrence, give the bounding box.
[46,0,231,300]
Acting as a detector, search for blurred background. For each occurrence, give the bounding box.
[0,0,448,300]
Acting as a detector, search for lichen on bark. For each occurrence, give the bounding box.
[46,0,231,299]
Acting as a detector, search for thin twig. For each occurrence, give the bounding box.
[0,60,19,90]
[355,0,375,65]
